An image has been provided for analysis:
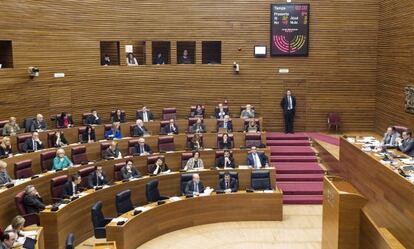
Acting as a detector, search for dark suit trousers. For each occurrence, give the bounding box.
[284,110,295,133]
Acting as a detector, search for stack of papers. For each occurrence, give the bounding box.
[263,190,274,193]
[112,217,128,223]
[134,206,151,212]
[169,196,181,202]
[401,159,414,165]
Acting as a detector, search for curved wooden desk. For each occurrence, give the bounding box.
[38,168,276,249]
[106,191,283,249]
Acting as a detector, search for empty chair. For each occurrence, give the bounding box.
[16,134,32,153]
[245,133,262,147]
[251,170,271,190]
[327,113,341,132]
[71,146,88,164]
[65,233,75,249]
[115,189,134,216]
[100,142,111,159]
[91,201,113,239]
[78,166,95,189]
[158,136,175,152]
[47,132,56,148]
[180,152,193,169]
[394,126,408,135]
[180,173,193,195]
[159,120,170,134]
[162,108,177,120]
[127,139,140,155]
[40,150,57,172]
[113,162,126,181]
[14,160,34,179]
[15,191,39,226]
[0,120,8,134]
[50,175,68,203]
[22,117,35,132]
[81,112,92,125]
[145,179,169,203]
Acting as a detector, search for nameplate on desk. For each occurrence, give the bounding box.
[238,165,250,169]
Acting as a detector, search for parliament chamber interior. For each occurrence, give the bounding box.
[0,0,413,249]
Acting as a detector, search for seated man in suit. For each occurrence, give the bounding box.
[2,117,21,136]
[183,151,204,171]
[86,109,101,125]
[137,106,154,122]
[184,173,205,196]
[247,146,269,169]
[397,131,414,157]
[217,173,238,193]
[133,137,152,156]
[240,104,255,119]
[62,174,82,199]
[88,166,108,188]
[103,141,123,160]
[23,185,52,214]
[121,159,142,180]
[30,114,48,132]
[217,150,235,168]
[133,119,149,137]
[382,126,400,147]
[0,231,17,249]
[0,160,13,185]
[190,118,206,134]
[165,119,179,135]
[215,103,228,119]
[22,132,44,152]
[217,115,233,132]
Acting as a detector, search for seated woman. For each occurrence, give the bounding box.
[191,104,204,118]
[111,109,125,123]
[126,52,139,66]
[2,117,21,136]
[53,130,68,147]
[149,157,170,175]
[153,52,165,65]
[178,49,192,64]
[183,151,204,171]
[189,134,203,151]
[57,112,74,128]
[217,150,235,168]
[5,215,25,238]
[52,148,73,170]
[105,122,122,140]
[82,125,96,143]
[245,119,259,133]
[0,136,13,158]
[218,133,233,149]
[121,159,142,180]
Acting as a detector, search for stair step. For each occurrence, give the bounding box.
[271,156,318,162]
[269,146,315,156]
[276,173,324,181]
[267,140,310,146]
[266,133,309,140]
[274,162,324,174]
[277,182,323,195]
[283,195,323,204]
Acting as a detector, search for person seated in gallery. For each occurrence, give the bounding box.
[189,134,203,151]
[217,115,233,132]
[111,109,126,123]
[86,109,102,125]
[381,126,400,148]
[23,185,52,214]
[217,172,238,192]
[218,133,232,150]
[101,54,111,66]
[105,122,122,140]
[132,137,152,156]
[397,131,414,157]
[178,49,192,64]
[190,118,206,134]
[57,112,74,128]
[4,215,25,238]
[153,52,165,65]
[0,137,12,158]
[30,114,48,132]
[191,104,204,118]
[121,159,142,180]
[245,119,259,133]
[52,148,73,170]
[22,132,44,152]
[133,119,149,137]
[184,173,205,196]
[136,106,154,122]
[62,174,82,199]
[52,130,68,147]
[126,52,139,66]
[149,157,170,175]
[247,146,269,169]
[165,119,179,135]
[240,104,255,119]
[2,117,21,136]
[216,150,235,169]
[81,125,96,143]
[183,151,204,171]
[88,166,108,188]
[215,103,228,119]
[103,141,123,160]
[0,160,13,185]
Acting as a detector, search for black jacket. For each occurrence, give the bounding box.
[217,156,235,168]
[22,139,44,152]
[23,194,46,214]
[133,144,152,155]
[280,95,296,113]
[88,172,108,188]
[217,178,238,192]
[136,111,154,121]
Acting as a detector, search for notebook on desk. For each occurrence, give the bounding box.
[22,237,37,249]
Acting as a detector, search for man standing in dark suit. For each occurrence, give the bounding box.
[62,174,82,198]
[23,185,52,214]
[136,106,154,122]
[217,173,238,193]
[280,90,296,133]
[184,173,205,196]
[22,132,44,152]
[88,166,108,188]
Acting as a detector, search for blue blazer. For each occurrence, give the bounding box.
[105,129,122,139]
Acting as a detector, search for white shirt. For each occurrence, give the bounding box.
[253,153,262,168]
[143,112,148,122]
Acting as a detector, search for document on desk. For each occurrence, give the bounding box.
[401,159,414,165]
[20,230,38,238]
[58,203,67,209]
[263,190,274,193]
[134,206,151,212]
[112,217,128,223]
[169,196,181,202]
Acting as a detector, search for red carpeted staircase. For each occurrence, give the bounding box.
[267,132,324,204]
